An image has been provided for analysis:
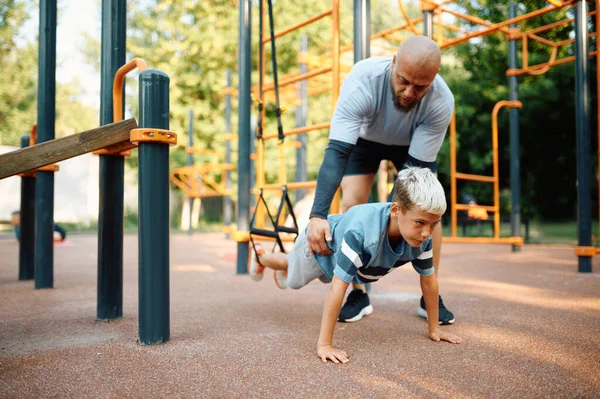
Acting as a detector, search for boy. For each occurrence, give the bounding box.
[249,167,461,364]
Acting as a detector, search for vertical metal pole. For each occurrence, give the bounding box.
[508,3,521,251]
[19,135,35,280]
[35,0,57,289]
[97,0,126,320]
[138,70,171,344]
[575,0,592,272]
[423,10,433,38]
[236,0,252,275]
[187,109,194,236]
[224,69,233,238]
[353,0,371,63]
[354,0,371,291]
[295,36,308,203]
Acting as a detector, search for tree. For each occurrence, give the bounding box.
[0,0,37,145]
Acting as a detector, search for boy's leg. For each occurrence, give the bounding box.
[257,252,288,271]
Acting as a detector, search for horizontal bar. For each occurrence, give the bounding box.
[262,122,331,140]
[454,204,498,212]
[507,50,598,76]
[442,236,524,245]
[262,67,333,92]
[263,9,332,44]
[455,172,496,183]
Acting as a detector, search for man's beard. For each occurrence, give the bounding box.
[390,81,417,111]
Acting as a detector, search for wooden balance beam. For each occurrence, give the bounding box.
[0,119,138,180]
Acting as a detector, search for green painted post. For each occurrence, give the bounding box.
[35,0,57,289]
[574,0,592,272]
[19,135,35,280]
[236,0,252,274]
[138,70,171,344]
[97,0,127,320]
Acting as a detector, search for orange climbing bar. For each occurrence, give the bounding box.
[262,122,331,141]
[113,58,148,123]
[262,9,333,44]
[449,101,522,242]
[439,0,576,49]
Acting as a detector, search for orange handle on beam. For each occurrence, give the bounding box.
[113,58,148,122]
[29,124,37,146]
[547,0,565,6]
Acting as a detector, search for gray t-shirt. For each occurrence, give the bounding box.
[329,57,454,162]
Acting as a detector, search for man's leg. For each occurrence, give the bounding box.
[341,173,373,296]
[337,174,375,321]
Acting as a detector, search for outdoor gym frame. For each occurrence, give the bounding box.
[0,0,177,345]
[235,0,598,273]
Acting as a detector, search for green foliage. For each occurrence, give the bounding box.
[3,0,597,224]
[0,0,100,146]
[0,0,36,145]
[444,0,597,220]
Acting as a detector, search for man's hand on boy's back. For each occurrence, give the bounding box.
[429,328,462,344]
[307,217,333,255]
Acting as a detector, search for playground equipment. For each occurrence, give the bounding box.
[170,73,236,237]
[234,0,341,274]
[1,0,178,345]
[447,100,524,246]
[234,0,598,274]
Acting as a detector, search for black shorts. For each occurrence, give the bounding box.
[344,138,438,176]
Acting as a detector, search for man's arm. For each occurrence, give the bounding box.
[317,275,350,363]
[307,140,354,255]
[309,140,354,219]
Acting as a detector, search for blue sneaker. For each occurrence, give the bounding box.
[338,289,373,322]
[417,295,455,325]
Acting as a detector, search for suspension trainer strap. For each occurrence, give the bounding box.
[249,186,299,258]
[266,0,285,142]
[256,0,264,139]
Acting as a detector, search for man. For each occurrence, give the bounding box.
[307,35,455,325]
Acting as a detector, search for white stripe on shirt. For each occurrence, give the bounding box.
[341,240,363,268]
[417,249,433,260]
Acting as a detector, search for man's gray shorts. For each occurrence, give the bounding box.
[287,230,330,289]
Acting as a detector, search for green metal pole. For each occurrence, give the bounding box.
[35,0,57,289]
[19,135,35,281]
[236,0,252,274]
[138,70,171,345]
[575,0,592,272]
[97,0,126,320]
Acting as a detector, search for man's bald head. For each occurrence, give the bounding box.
[396,35,441,74]
[390,36,442,110]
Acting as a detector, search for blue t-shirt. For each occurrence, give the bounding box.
[315,203,434,284]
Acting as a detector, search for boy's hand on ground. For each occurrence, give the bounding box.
[429,328,462,344]
[317,345,349,364]
[307,218,333,255]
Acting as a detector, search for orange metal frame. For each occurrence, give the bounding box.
[447,101,523,246]
[249,0,341,234]
[93,58,149,157]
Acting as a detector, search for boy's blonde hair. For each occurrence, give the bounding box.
[391,167,447,215]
